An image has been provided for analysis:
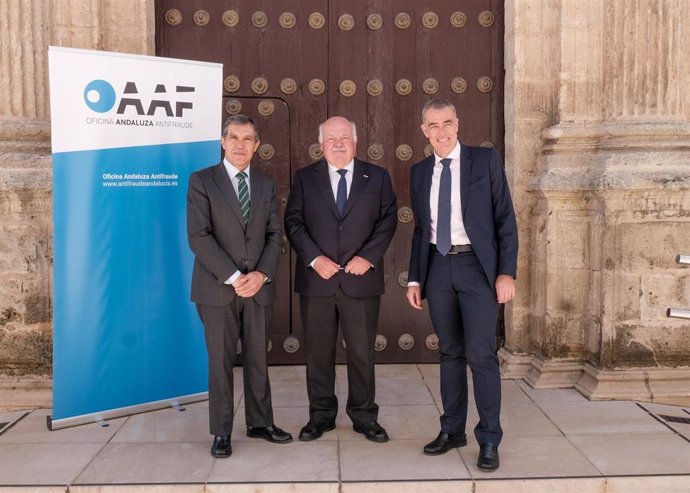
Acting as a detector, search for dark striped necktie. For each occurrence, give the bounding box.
[237,171,250,223]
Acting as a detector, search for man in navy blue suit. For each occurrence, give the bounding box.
[406,99,518,471]
[285,116,397,444]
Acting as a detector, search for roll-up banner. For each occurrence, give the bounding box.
[48,47,222,429]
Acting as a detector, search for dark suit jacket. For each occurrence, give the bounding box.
[187,162,283,307]
[408,145,518,298]
[284,159,397,298]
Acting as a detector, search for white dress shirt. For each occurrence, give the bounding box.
[327,160,354,198]
[223,158,251,197]
[408,142,470,288]
[309,160,355,268]
[429,142,470,246]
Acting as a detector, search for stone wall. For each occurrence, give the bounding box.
[0,0,154,408]
[501,0,690,403]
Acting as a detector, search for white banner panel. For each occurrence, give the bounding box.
[49,46,222,429]
[49,47,221,153]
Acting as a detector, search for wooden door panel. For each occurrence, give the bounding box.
[156,0,504,363]
[327,1,504,361]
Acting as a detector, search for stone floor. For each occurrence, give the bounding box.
[0,364,688,492]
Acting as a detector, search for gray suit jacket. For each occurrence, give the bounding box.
[187,162,284,307]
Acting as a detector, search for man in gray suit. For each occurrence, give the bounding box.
[187,115,292,458]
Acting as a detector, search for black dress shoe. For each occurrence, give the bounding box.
[477,442,499,471]
[423,431,468,455]
[211,435,232,458]
[353,421,389,443]
[298,420,336,441]
[246,425,293,443]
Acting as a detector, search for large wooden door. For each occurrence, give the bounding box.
[156,0,504,363]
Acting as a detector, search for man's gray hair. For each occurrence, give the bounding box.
[421,98,458,122]
[222,114,260,141]
[318,119,358,144]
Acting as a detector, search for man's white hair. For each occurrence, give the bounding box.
[318,119,358,144]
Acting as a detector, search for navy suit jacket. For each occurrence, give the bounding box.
[407,145,518,298]
[284,158,397,298]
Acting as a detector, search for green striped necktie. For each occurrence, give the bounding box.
[237,171,250,223]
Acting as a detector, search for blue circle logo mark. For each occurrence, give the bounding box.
[83,80,116,113]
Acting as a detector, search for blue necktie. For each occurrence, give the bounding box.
[336,169,348,217]
[436,158,452,256]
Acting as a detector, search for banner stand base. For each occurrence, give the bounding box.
[47,391,208,431]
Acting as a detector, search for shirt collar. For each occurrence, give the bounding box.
[223,158,250,179]
[434,142,461,165]
[327,159,354,175]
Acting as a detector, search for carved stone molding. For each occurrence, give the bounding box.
[0,121,51,153]
[576,363,690,404]
[524,356,585,389]
[541,122,690,155]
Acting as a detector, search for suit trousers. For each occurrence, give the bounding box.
[425,249,503,446]
[300,288,380,425]
[197,298,274,436]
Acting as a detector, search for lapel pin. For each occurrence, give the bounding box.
[363,173,369,179]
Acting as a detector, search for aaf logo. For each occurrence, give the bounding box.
[83,80,194,117]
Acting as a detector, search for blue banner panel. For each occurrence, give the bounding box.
[52,141,217,420]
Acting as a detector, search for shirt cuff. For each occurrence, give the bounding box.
[406,281,421,287]
[225,270,241,285]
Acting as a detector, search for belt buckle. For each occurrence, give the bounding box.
[449,244,471,254]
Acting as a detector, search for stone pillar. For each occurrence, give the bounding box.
[0,0,154,409]
[500,0,561,377]
[502,0,690,403]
